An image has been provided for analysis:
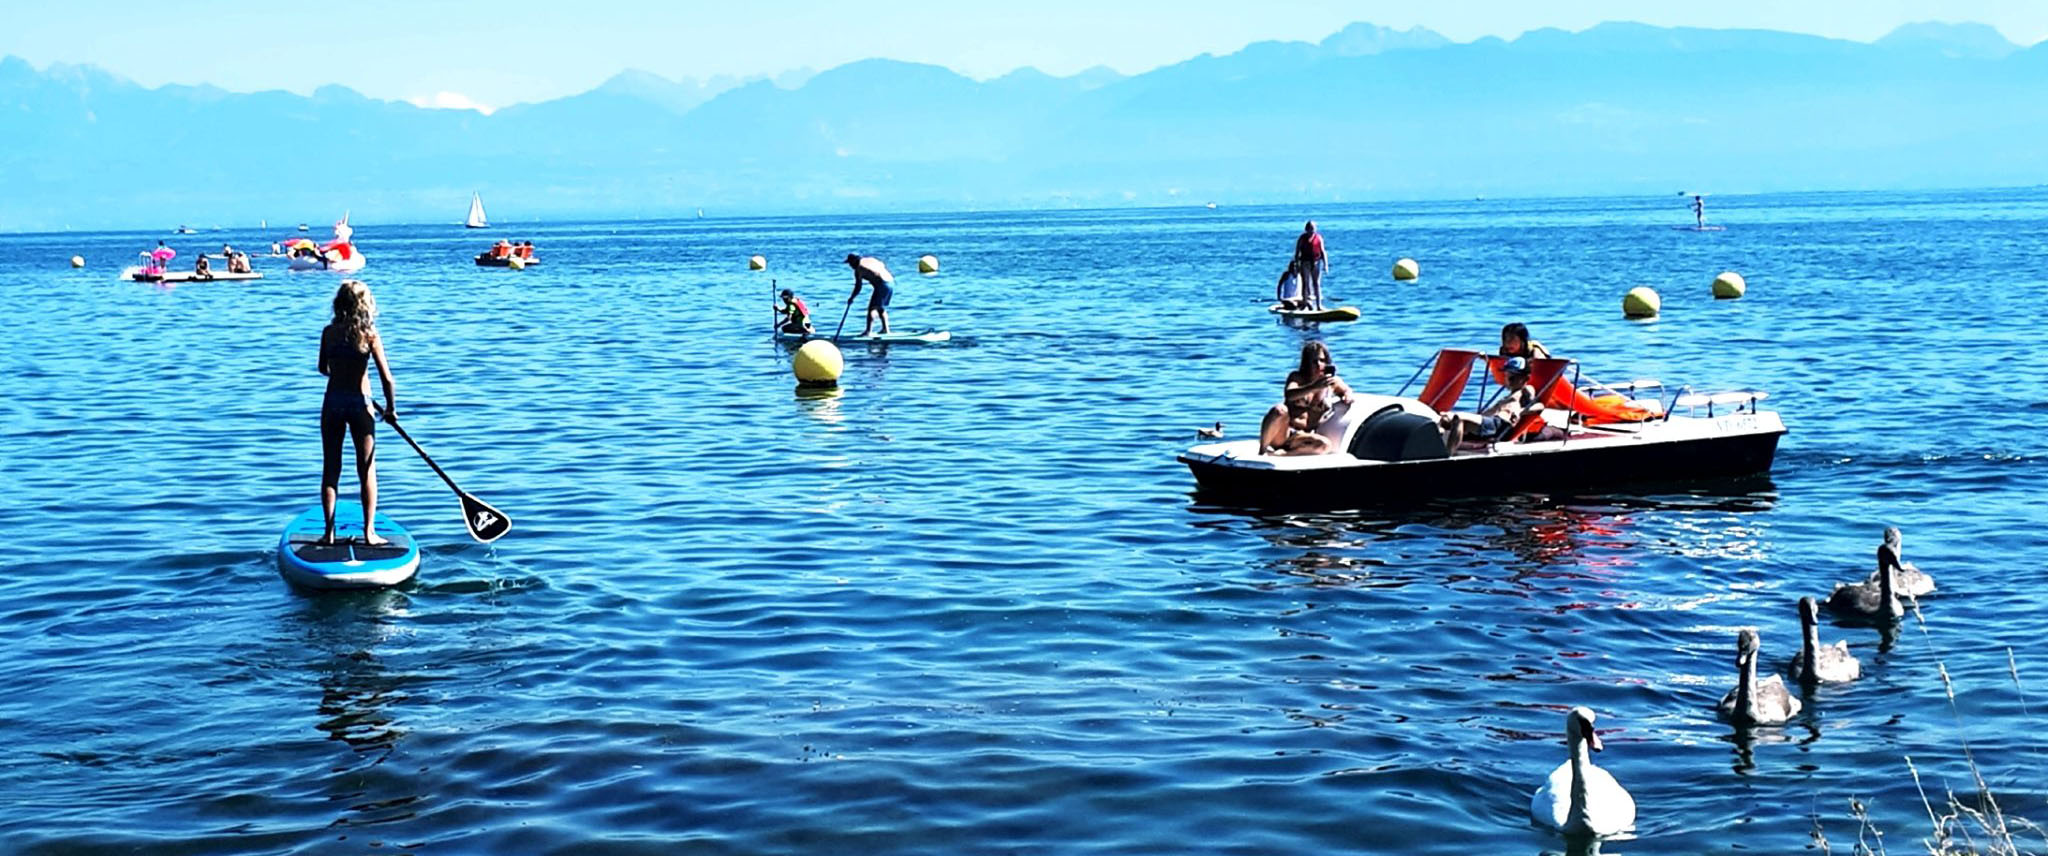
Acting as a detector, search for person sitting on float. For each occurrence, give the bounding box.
[1259,341,1353,455]
[1275,260,1306,310]
[776,288,813,335]
[1441,356,1541,448]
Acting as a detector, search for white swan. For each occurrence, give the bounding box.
[1717,628,1802,725]
[1531,706,1636,836]
[1865,526,1934,598]
[1829,544,1904,622]
[1790,596,1861,684]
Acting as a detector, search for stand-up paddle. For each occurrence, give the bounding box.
[831,296,855,343]
[375,404,511,543]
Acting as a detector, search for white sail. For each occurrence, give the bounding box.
[466,193,488,229]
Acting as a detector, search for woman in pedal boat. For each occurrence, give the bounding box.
[1259,341,1353,455]
[318,279,398,545]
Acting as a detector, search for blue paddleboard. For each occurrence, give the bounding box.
[276,500,421,589]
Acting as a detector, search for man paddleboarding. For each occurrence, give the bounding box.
[845,253,895,337]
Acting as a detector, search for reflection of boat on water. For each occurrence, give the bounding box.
[1217,479,1777,593]
[1180,348,1785,508]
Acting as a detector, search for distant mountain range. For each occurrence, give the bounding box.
[3,21,2045,230]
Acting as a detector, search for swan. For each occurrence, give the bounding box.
[1717,628,1802,725]
[1531,706,1636,836]
[1865,526,1934,598]
[1790,596,1861,684]
[1829,543,1905,622]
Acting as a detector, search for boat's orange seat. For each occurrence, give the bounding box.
[1418,349,1480,412]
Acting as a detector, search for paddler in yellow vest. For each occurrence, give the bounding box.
[776,288,813,335]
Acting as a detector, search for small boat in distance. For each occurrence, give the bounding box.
[476,238,538,267]
[296,223,309,232]
[466,192,489,229]
[175,225,197,234]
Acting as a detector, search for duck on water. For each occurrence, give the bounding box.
[1718,628,1802,726]
[1531,706,1636,837]
[1870,526,1934,597]
[1791,596,1861,685]
[1828,544,1906,623]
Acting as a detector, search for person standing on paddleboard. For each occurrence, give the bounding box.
[845,253,895,337]
[1292,221,1328,311]
[318,279,398,546]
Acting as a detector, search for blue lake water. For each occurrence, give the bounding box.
[2,189,2046,853]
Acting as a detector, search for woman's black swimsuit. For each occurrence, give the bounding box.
[320,327,376,489]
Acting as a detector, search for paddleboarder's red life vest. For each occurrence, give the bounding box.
[783,297,810,326]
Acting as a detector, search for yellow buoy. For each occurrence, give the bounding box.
[506,255,526,270]
[748,255,767,271]
[793,340,844,387]
[917,254,939,274]
[1391,258,1419,280]
[1623,286,1661,318]
[1712,271,1746,299]
[69,255,85,268]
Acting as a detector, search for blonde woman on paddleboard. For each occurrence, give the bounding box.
[318,279,398,545]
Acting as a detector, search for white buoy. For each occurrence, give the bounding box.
[1623,286,1661,318]
[1391,258,1419,280]
[793,340,844,388]
[70,255,85,268]
[917,254,939,274]
[506,255,526,270]
[748,255,767,271]
[1712,271,1746,299]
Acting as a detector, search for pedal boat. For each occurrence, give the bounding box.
[1179,349,1786,507]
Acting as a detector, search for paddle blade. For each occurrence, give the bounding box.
[457,492,512,543]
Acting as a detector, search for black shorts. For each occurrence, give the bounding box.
[1475,414,1511,440]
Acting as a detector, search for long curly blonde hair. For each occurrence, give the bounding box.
[331,279,377,354]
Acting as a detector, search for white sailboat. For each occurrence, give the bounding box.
[466,193,489,229]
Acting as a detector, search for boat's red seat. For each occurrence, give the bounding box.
[1418,349,1480,412]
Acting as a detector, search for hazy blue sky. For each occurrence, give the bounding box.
[7,0,2045,111]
